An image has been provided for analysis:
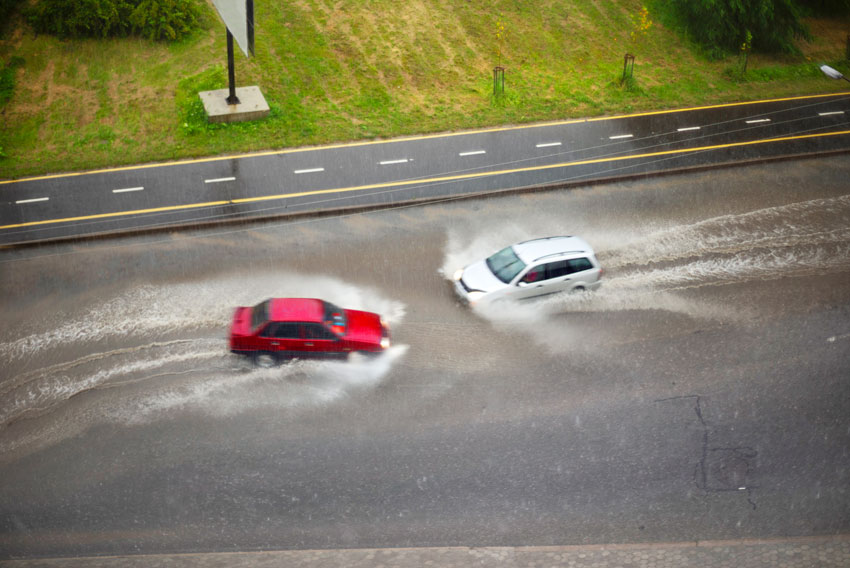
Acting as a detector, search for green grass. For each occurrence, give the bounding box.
[0,0,848,179]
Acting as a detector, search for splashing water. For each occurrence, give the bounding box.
[0,272,408,459]
[443,195,850,332]
[1,272,406,362]
[602,195,850,270]
[114,345,409,425]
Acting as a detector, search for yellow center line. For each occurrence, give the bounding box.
[1,92,847,186]
[2,129,849,232]
[230,129,850,203]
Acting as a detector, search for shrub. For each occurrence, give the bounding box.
[0,67,14,105]
[0,56,24,107]
[129,0,202,41]
[27,0,132,38]
[26,0,201,41]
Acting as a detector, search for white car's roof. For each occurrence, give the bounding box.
[512,236,593,264]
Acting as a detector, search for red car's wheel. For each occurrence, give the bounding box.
[253,352,278,368]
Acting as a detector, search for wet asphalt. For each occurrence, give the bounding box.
[3,99,848,567]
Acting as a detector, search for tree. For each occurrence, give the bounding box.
[623,5,653,83]
[739,29,753,76]
[802,0,850,16]
[669,0,810,58]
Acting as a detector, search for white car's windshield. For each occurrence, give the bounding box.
[486,246,527,284]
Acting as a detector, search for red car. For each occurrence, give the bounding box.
[229,298,391,367]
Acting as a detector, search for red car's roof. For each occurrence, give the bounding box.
[268,298,326,323]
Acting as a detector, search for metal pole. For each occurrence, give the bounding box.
[226,29,240,105]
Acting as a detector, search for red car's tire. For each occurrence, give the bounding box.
[253,352,278,368]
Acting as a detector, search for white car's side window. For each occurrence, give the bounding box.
[546,260,570,279]
[567,258,593,273]
[519,266,544,284]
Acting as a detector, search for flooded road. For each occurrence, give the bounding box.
[1,156,849,557]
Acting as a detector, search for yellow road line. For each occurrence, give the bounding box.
[0,201,230,230]
[583,91,850,122]
[230,129,850,203]
[2,92,848,186]
[2,129,849,232]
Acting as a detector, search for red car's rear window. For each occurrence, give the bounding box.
[251,300,270,330]
[322,301,347,336]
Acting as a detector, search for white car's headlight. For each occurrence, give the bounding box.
[466,291,485,304]
[453,268,464,281]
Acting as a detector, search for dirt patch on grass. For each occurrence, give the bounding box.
[800,18,848,60]
[11,59,97,124]
[307,0,490,114]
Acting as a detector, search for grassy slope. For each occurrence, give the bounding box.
[0,0,847,180]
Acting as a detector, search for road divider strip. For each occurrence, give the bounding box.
[3,129,849,232]
[4,92,846,187]
[1,201,230,230]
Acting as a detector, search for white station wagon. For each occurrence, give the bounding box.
[452,236,603,305]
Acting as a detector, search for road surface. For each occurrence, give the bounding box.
[1,154,848,559]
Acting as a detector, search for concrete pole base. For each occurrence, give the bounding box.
[199,86,270,123]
